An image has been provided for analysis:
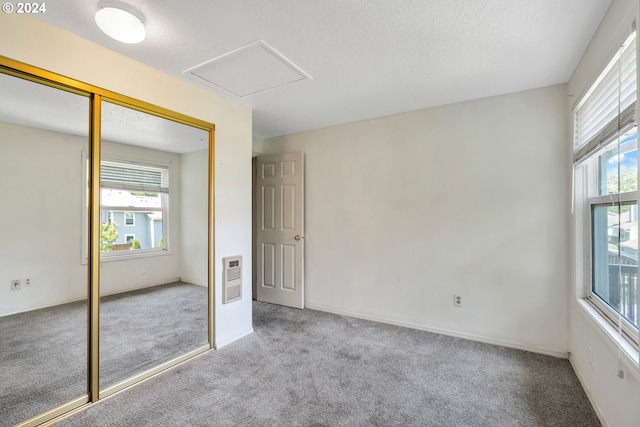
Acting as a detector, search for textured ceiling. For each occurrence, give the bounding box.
[33,0,611,138]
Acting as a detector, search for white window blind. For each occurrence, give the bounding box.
[101,161,169,193]
[574,31,637,162]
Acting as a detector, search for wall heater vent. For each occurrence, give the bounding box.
[223,255,242,304]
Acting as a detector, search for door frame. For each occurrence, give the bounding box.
[252,152,305,307]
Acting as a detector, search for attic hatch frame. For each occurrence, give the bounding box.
[0,55,216,427]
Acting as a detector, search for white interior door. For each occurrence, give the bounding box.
[256,152,304,309]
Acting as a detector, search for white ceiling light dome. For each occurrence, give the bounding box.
[95,1,145,44]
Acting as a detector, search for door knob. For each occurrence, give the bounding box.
[295,235,304,241]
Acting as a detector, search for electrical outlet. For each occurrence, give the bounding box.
[11,279,22,291]
[24,276,32,287]
[454,294,462,307]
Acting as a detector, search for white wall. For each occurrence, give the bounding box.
[0,123,88,314]
[568,0,640,426]
[252,136,264,157]
[0,15,253,347]
[181,149,209,286]
[264,84,569,356]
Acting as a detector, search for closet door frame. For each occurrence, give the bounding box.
[0,55,216,427]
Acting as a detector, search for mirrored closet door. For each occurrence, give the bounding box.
[0,72,90,426]
[98,101,210,393]
[0,60,214,426]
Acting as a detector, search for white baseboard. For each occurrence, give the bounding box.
[305,303,569,359]
[569,354,608,427]
[101,277,183,297]
[215,327,254,349]
[1,277,182,317]
[179,277,207,287]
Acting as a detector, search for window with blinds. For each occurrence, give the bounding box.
[574,27,639,351]
[99,159,169,255]
[101,161,169,193]
[574,31,637,163]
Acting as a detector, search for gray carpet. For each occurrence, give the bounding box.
[99,282,208,389]
[0,282,207,427]
[54,302,600,427]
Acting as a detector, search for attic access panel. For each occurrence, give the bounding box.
[184,40,312,97]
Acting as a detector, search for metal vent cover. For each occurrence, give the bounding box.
[222,255,242,304]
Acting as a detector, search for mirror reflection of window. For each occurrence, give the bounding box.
[100,161,167,253]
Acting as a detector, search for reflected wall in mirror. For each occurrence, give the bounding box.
[98,101,209,391]
[0,73,89,425]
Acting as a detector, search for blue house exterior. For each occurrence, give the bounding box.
[100,210,163,250]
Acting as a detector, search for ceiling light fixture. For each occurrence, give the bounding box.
[95,1,145,44]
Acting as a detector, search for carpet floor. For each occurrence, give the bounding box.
[0,282,207,427]
[53,301,601,427]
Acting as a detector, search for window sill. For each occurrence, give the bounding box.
[82,249,172,265]
[577,299,640,383]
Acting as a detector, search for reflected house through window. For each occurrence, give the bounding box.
[100,160,168,253]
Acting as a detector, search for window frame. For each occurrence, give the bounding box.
[82,151,172,263]
[587,190,640,348]
[100,157,170,260]
[124,211,135,226]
